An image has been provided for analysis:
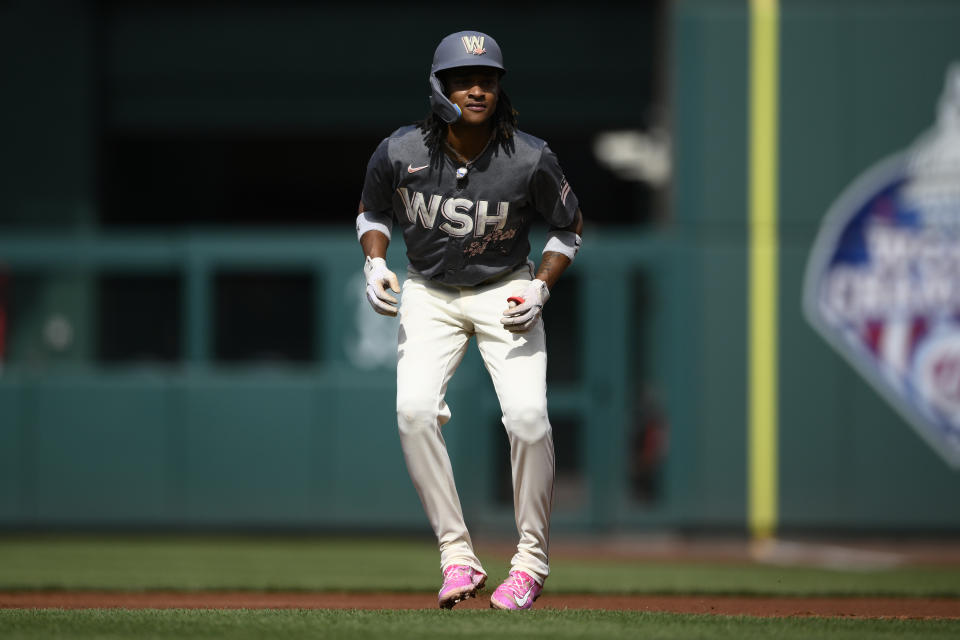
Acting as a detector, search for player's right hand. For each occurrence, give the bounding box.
[364,256,401,316]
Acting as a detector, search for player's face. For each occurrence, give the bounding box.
[442,67,500,127]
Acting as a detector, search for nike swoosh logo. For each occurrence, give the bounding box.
[407,164,429,173]
[515,589,532,607]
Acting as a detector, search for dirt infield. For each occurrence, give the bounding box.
[2,591,958,619]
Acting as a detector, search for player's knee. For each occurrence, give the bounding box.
[397,400,439,436]
[503,406,550,443]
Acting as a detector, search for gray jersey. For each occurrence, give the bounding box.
[361,125,578,287]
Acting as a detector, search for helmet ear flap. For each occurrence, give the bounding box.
[429,73,462,124]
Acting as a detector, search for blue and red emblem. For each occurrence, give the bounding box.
[804,64,960,468]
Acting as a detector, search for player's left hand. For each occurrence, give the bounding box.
[501,279,550,333]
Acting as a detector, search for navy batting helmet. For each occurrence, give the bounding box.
[429,31,505,124]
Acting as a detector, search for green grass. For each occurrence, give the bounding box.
[2,609,959,640]
[1,536,959,597]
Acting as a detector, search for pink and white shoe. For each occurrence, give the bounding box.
[489,570,542,610]
[438,564,487,609]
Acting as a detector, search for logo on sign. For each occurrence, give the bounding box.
[803,63,960,468]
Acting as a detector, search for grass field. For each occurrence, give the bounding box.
[1,536,959,596]
[4,609,960,640]
[2,536,959,639]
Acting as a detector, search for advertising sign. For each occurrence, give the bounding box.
[804,64,960,468]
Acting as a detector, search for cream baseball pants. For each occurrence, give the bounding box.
[396,266,554,585]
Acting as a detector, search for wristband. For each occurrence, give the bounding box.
[542,230,582,261]
[356,211,393,241]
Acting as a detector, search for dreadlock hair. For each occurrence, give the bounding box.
[417,88,518,159]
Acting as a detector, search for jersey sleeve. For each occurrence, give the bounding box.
[530,144,579,228]
[360,138,396,214]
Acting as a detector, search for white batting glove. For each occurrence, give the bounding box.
[364,256,401,317]
[500,279,550,333]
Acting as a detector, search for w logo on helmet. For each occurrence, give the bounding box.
[461,35,486,55]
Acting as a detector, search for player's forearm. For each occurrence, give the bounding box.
[535,209,583,289]
[357,200,392,260]
[535,252,572,290]
[360,230,390,260]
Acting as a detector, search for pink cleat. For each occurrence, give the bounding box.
[489,570,542,610]
[438,564,487,609]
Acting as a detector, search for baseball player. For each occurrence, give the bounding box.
[356,30,583,610]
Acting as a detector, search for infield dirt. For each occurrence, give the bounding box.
[2,591,959,619]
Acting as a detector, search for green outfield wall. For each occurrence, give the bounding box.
[1,0,959,532]
[0,231,683,531]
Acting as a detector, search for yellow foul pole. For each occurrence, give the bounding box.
[748,0,779,540]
